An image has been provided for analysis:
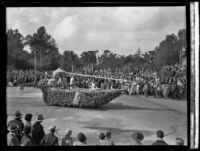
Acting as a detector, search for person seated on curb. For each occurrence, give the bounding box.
[7,110,24,143]
[40,125,59,146]
[73,132,87,146]
[7,124,20,146]
[21,126,33,146]
[130,132,144,145]
[96,132,107,146]
[152,130,168,145]
[104,131,115,146]
[61,129,73,146]
[176,137,184,146]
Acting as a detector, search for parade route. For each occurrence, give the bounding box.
[6,87,187,145]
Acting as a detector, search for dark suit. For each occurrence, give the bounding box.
[152,140,168,145]
[31,122,45,146]
[8,118,24,142]
[40,133,59,146]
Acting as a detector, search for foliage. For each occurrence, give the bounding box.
[7,27,186,72]
[153,29,186,70]
[7,29,32,69]
[24,26,60,71]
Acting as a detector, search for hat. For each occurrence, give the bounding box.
[8,124,18,132]
[36,114,44,121]
[14,111,23,118]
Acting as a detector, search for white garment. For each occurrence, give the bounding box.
[70,77,74,85]
[91,82,95,89]
[136,84,140,92]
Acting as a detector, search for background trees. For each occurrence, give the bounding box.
[152,29,186,70]
[7,27,186,72]
[24,26,60,71]
[7,29,32,70]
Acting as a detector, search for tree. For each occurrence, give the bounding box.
[60,51,80,72]
[7,28,32,70]
[153,33,180,69]
[80,50,98,73]
[24,26,60,71]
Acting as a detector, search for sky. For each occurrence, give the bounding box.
[6,7,186,56]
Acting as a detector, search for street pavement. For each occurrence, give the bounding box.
[6,87,187,145]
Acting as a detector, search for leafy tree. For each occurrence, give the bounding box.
[60,51,80,72]
[24,26,60,71]
[7,29,32,70]
[153,33,180,69]
[80,50,98,73]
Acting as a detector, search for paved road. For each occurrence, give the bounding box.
[6,87,187,145]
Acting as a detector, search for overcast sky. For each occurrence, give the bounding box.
[6,7,186,55]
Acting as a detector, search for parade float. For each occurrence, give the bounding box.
[37,68,126,108]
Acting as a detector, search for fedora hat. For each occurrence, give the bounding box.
[14,110,23,118]
[36,114,44,121]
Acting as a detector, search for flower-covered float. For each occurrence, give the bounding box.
[37,68,126,108]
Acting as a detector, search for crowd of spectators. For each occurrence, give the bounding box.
[7,110,185,146]
[7,64,187,100]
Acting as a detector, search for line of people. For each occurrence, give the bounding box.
[7,64,186,100]
[7,110,185,146]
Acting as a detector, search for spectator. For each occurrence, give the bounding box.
[40,125,59,146]
[104,131,115,146]
[7,124,20,146]
[23,113,32,131]
[61,129,73,146]
[130,132,144,145]
[21,126,33,146]
[152,130,168,145]
[136,84,140,95]
[31,114,45,146]
[73,132,87,146]
[97,132,107,146]
[176,137,184,146]
[7,110,24,143]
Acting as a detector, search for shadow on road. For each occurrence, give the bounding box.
[84,126,155,136]
[97,103,178,112]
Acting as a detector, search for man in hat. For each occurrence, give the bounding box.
[7,124,20,146]
[31,114,45,146]
[40,125,59,146]
[7,110,24,143]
